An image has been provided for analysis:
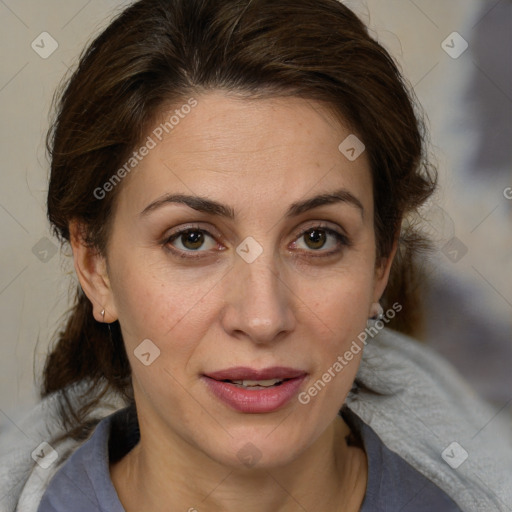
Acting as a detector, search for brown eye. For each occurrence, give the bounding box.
[303,229,327,250]
[181,230,205,250]
[292,225,349,255]
[166,229,217,253]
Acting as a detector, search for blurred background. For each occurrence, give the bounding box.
[0,0,511,427]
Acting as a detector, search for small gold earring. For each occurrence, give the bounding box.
[101,309,105,322]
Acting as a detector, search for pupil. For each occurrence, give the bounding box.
[306,229,326,249]
[183,230,204,250]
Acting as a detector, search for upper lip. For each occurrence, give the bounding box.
[204,366,307,381]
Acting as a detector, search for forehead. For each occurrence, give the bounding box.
[115,91,373,219]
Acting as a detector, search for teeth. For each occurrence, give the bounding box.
[231,378,283,387]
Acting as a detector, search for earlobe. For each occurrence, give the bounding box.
[69,221,118,323]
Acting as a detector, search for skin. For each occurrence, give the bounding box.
[71,91,396,512]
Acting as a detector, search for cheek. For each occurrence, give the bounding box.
[295,325,367,425]
[109,254,225,360]
[296,265,374,334]
[293,268,373,392]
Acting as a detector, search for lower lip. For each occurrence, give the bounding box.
[202,375,307,413]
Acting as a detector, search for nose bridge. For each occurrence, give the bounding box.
[222,243,294,342]
[241,252,280,304]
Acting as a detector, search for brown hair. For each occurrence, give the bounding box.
[43,0,436,439]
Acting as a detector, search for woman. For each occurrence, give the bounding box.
[1,0,511,510]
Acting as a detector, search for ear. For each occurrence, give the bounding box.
[69,220,118,323]
[372,233,399,304]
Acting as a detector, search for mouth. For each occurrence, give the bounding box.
[201,367,308,413]
[221,377,288,389]
[204,366,307,382]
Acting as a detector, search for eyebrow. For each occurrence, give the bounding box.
[139,187,364,219]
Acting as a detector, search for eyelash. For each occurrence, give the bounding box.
[162,223,350,260]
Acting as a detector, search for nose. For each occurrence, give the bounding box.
[220,251,296,345]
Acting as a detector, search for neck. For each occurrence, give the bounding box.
[110,412,367,512]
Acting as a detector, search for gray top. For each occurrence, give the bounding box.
[37,405,462,511]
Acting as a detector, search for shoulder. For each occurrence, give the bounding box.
[0,384,124,512]
[343,408,463,512]
[36,405,137,511]
[0,392,77,512]
[346,328,512,512]
[36,412,124,512]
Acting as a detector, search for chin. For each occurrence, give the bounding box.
[201,424,314,471]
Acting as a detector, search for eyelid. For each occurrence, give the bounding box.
[292,220,349,240]
[163,223,222,243]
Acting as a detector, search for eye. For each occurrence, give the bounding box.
[165,227,218,254]
[291,225,349,255]
[162,223,349,260]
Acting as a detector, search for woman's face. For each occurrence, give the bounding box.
[85,91,393,469]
